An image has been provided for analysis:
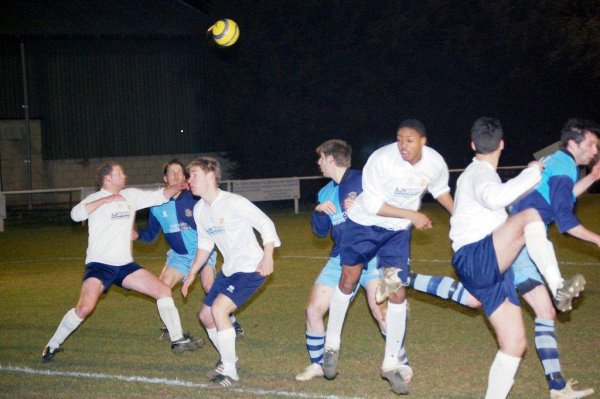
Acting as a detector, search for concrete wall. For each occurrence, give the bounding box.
[0,119,234,206]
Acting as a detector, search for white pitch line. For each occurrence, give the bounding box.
[0,364,363,399]
[1,255,599,267]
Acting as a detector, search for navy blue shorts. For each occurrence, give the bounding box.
[83,262,142,293]
[340,219,411,283]
[203,271,266,308]
[452,235,520,317]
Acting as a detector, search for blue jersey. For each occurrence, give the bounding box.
[311,169,362,257]
[138,189,198,255]
[512,150,580,233]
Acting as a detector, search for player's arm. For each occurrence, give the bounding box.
[311,203,333,237]
[547,175,600,247]
[135,210,161,243]
[241,199,280,275]
[434,192,454,215]
[359,154,433,229]
[573,161,600,197]
[70,193,125,221]
[377,203,432,229]
[240,197,281,248]
[181,248,212,297]
[474,161,542,210]
[428,158,453,214]
[257,242,275,277]
[359,153,392,215]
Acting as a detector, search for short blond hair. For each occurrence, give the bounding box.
[187,156,221,184]
[315,139,351,168]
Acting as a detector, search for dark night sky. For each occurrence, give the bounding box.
[2,1,599,177]
[198,1,600,177]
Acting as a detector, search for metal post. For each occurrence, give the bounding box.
[20,40,33,208]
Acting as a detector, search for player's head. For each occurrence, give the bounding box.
[96,162,126,189]
[470,117,504,154]
[396,119,427,165]
[186,157,221,195]
[316,139,351,178]
[163,159,186,188]
[561,118,600,166]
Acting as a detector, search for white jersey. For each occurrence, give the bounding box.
[71,188,168,266]
[450,158,541,251]
[348,143,450,230]
[194,190,281,276]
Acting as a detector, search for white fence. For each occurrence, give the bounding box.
[1,167,544,232]
[0,176,326,232]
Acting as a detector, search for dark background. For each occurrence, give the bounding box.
[2,1,599,178]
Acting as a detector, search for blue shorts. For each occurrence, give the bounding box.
[165,249,218,277]
[83,262,142,293]
[340,219,411,283]
[203,271,266,308]
[511,247,544,295]
[315,255,380,296]
[452,235,520,317]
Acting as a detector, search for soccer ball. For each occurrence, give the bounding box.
[209,19,239,47]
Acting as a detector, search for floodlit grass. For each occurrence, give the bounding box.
[0,196,599,398]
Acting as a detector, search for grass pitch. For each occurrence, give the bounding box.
[0,196,599,398]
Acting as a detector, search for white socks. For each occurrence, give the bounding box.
[156,297,183,341]
[47,308,84,349]
[206,327,220,351]
[485,351,521,399]
[382,301,407,371]
[324,286,352,351]
[217,328,238,380]
[524,221,562,294]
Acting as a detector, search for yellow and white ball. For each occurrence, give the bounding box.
[210,19,239,47]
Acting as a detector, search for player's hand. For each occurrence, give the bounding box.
[131,228,139,241]
[588,158,600,180]
[316,201,336,215]
[409,211,432,230]
[181,274,195,297]
[175,181,189,191]
[168,181,188,195]
[257,256,274,277]
[343,196,356,211]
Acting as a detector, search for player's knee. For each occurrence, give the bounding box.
[160,274,178,289]
[338,281,357,295]
[501,333,526,357]
[515,335,527,355]
[306,304,326,324]
[339,273,359,294]
[75,303,94,319]
[156,283,173,299]
[156,283,172,298]
[198,307,212,326]
[388,289,406,304]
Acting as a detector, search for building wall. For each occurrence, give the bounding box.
[0,38,219,160]
[0,119,233,206]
